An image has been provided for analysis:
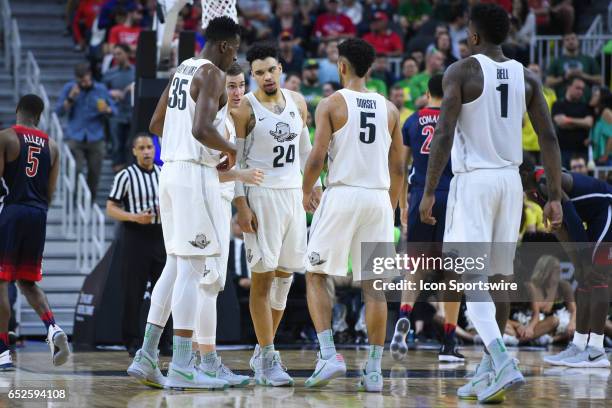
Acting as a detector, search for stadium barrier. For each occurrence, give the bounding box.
[10,18,20,101]
[1,0,10,71]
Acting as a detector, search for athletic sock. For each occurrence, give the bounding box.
[365,345,384,373]
[399,304,413,320]
[261,344,275,359]
[317,329,337,360]
[486,338,510,370]
[0,332,9,354]
[40,311,55,331]
[172,335,193,368]
[588,333,604,351]
[201,351,218,371]
[572,332,588,350]
[443,323,457,344]
[142,323,163,357]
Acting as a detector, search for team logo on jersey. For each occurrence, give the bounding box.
[289,111,295,119]
[270,122,298,143]
[189,234,211,249]
[247,249,253,263]
[309,252,326,266]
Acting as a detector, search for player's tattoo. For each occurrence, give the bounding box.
[273,104,283,114]
[247,110,256,135]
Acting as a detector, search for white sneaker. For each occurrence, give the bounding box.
[0,350,14,371]
[305,353,346,388]
[250,345,263,383]
[165,362,228,390]
[457,354,494,400]
[260,351,293,387]
[357,369,383,392]
[199,356,250,387]
[390,318,410,361]
[127,349,165,388]
[563,346,610,368]
[544,343,582,365]
[46,324,70,366]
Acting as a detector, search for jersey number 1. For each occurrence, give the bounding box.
[168,77,188,110]
[26,146,41,178]
[496,83,508,118]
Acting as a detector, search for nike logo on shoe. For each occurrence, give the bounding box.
[588,354,604,362]
[312,362,328,378]
[172,369,194,381]
[142,354,157,369]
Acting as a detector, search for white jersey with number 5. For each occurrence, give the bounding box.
[451,54,526,174]
[327,89,391,189]
[160,57,227,167]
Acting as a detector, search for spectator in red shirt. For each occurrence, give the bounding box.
[72,0,105,51]
[107,7,143,53]
[362,12,403,57]
[313,0,356,41]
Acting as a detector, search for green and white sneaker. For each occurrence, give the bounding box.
[200,356,250,387]
[357,369,383,393]
[457,354,494,400]
[543,343,582,366]
[305,353,346,388]
[563,346,610,368]
[390,318,410,361]
[165,361,228,390]
[127,349,165,389]
[477,358,525,403]
[259,351,293,387]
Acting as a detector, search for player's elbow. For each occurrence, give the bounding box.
[149,116,163,136]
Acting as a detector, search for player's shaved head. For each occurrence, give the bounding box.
[469,3,509,46]
[337,38,375,78]
[16,94,44,122]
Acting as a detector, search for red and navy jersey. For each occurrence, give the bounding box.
[402,107,452,191]
[568,172,612,224]
[0,126,51,210]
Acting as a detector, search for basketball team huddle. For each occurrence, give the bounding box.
[1,1,609,404]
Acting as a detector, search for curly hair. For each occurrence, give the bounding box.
[204,16,241,43]
[337,38,375,78]
[246,42,279,66]
[469,3,510,46]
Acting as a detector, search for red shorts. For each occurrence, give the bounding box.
[0,204,47,282]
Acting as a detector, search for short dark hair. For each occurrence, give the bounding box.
[470,3,510,45]
[114,43,131,55]
[226,62,244,77]
[285,72,301,81]
[428,74,444,98]
[132,132,153,147]
[115,7,127,18]
[16,94,44,118]
[567,75,585,87]
[401,56,417,66]
[570,154,586,163]
[337,38,375,78]
[246,43,279,66]
[324,81,341,91]
[74,62,91,78]
[204,16,241,43]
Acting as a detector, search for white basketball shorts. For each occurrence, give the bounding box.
[443,168,523,276]
[243,187,307,273]
[306,186,394,281]
[159,161,222,257]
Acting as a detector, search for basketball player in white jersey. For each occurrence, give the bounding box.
[191,62,262,387]
[127,16,241,390]
[419,4,563,403]
[232,43,321,386]
[302,38,404,392]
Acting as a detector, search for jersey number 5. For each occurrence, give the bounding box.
[168,77,188,110]
[420,125,435,154]
[26,146,41,178]
[359,112,376,144]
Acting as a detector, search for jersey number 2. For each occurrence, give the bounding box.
[26,146,41,178]
[420,125,435,154]
[273,144,295,168]
[168,77,188,110]
[496,83,508,118]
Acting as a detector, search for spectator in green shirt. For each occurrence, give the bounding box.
[546,33,602,102]
[365,71,388,97]
[393,57,419,110]
[399,0,432,34]
[408,48,444,109]
[301,59,323,111]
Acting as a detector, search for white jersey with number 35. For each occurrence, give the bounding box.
[451,54,526,173]
[161,58,227,167]
[326,89,391,190]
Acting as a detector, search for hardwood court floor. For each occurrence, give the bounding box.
[0,344,610,407]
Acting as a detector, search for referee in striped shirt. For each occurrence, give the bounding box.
[106,133,166,355]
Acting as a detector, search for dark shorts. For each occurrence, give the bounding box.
[589,205,612,267]
[0,204,47,282]
[407,189,449,243]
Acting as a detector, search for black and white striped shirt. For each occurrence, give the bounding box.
[108,164,161,224]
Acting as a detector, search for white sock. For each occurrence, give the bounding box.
[572,332,588,350]
[148,255,177,326]
[466,301,502,348]
[171,256,204,330]
[588,333,604,350]
[195,284,218,345]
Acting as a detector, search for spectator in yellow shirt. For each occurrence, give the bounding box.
[390,84,414,126]
[522,64,557,162]
[520,194,546,239]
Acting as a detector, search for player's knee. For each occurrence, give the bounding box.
[16,280,35,292]
[251,272,274,296]
[269,275,293,310]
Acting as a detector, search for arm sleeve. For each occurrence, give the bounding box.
[108,170,128,203]
[234,137,247,198]
[299,126,322,187]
